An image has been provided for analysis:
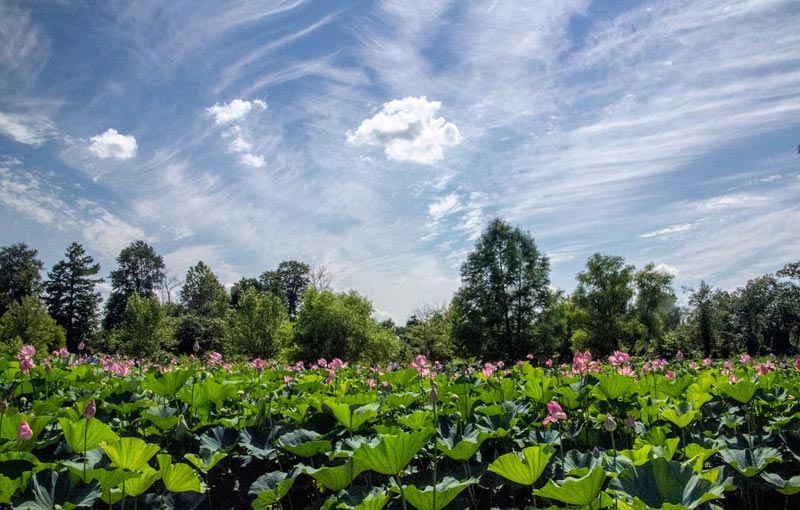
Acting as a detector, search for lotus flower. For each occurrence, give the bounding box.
[19,357,34,374]
[542,400,567,425]
[676,350,684,362]
[18,345,36,359]
[795,358,800,370]
[603,413,617,432]
[17,420,33,441]
[84,399,96,420]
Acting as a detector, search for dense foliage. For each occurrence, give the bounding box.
[1,347,799,509]
[1,217,799,363]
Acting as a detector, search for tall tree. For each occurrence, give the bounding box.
[104,241,166,329]
[294,288,399,363]
[180,261,228,316]
[108,293,174,359]
[634,263,678,354]
[0,243,44,316]
[225,288,291,358]
[401,304,455,362]
[0,296,66,355]
[451,218,550,361]
[260,260,311,319]
[572,253,638,355]
[45,243,103,351]
[175,261,229,354]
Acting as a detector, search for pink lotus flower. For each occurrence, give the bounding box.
[723,360,733,370]
[608,350,630,367]
[324,369,335,385]
[329,358,344,370]
[77,341,85,351]
[19,345,36,359]
[618,366,636,377]
[526,353,534,360]
[19,357,34,374]
[625,416,636,428]
[316,358,328,368]
[84,400,96,420]
[410,354,431,377]
[794,358,800,370]
[740,354,751,364]
[252,358,268,371]
[665,370,676,380]
[482,362,496,378]
[545,358,553,368]
[283,375,294,384]
[208,352,223,366]
[17,420,33,441]
[703,358,712,366]
[366,378,376,390]
[542,401,567,426]
[729,374,738,384]
[676,350,684,362]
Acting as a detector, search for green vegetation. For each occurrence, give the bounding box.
[1,217,799,363]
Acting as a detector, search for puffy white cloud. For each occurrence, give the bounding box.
[640,223,695,238]
[88,128,138,159]
[428,193,460,220]
[206,98,266,125]
[0,112,55,146]
[653,263,680,277]
[347,96,461,165]
[240,153,265,168]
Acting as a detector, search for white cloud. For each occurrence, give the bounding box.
[428,193,460,220]
[700,193,772,209]
[82,210,147,257]
[640,223,695,238]
[653,263,680,277]
[240,153,265,168]
[347,96,461,165]
[88,128,138,159]
[0,112,55,146]
[228,135,252,153]
[206,98,266,125]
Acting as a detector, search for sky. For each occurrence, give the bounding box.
[1,0,799,322]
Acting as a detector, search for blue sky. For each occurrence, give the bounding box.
[1,0,799,321]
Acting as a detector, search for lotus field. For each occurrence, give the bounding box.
[2,348,800,510]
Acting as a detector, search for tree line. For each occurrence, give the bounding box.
[1,219,798,363]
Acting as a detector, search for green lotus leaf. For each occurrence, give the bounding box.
[437,431,489,461]
[535,466,606,506]
[392,476,477,510]
[488,444,554,486]
[301,460,364,491]
[353,430,433,475]
[101,437,160,471]
[141,405,179,431]
[610,457,728,509]
[278,429,332,457]
[157,454,205,493]
[594,373,637,401]
[184,451,227,473]
[332,487,392,510]
[721,380,757,404]
[59,418,119,453]
[719,446,781,477]
[660,402,699,428]
[13,470,101,510]
[250,471,296,510]
[760,472,800,495]
[324,400,380,432]
[141,369,191,397]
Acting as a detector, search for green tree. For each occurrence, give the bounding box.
[230,277,263,308]
[294,288,399,363]
[735,275,799,356]
[180,261,229,317]
[0,243,44,316]
[451,218,550,361]
[44,242,103,351]
[110,293,174,359]
[225,288,292,358]
[104,241,166,330]
[531,290,576,361]
[571,253,639,355]
[401,304,455,362]
[260,260,311,319]
[633,263,678,354]
[0,296,65,355]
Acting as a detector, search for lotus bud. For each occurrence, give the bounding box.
[603,413,617,432]
[78,341,85,351]
[193,340,200,353]
[625,415,636,428]
[0,398,7,413]
[17,420,33,441]
[429,382,439,405]
[84,399,96,420]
